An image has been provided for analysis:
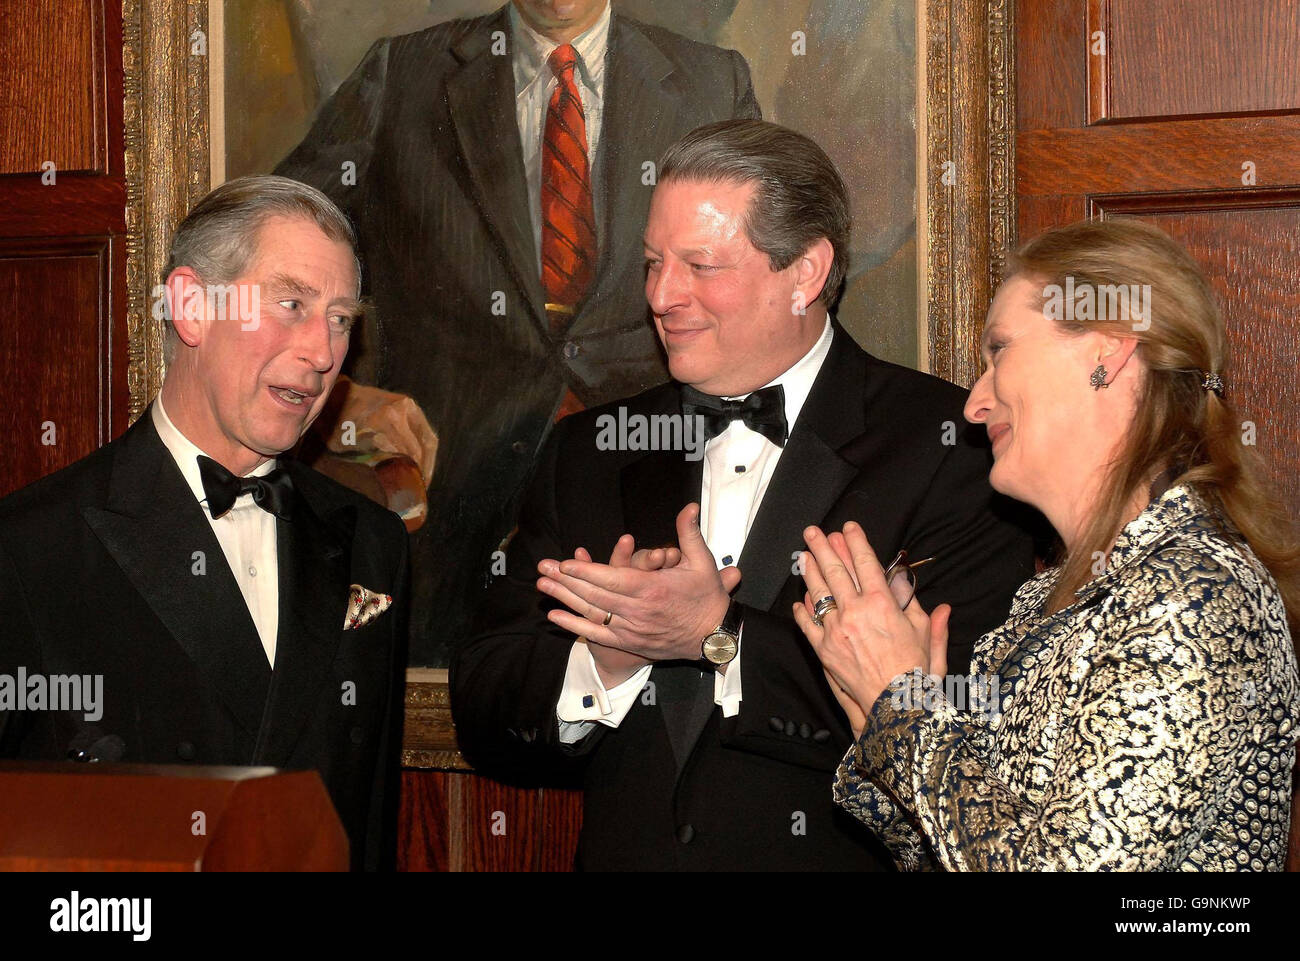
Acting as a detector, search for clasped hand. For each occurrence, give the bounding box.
[537,504,739,684]
[792,522,951,738]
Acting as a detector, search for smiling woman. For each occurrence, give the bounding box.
[796,218,1300,871]
[995,219,1300,619]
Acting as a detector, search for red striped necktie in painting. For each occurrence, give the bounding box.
[541,43,597,334]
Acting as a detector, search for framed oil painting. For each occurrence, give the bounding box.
[125,0,1013,764]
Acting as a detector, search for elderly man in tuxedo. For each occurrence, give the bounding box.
[275,0,760,664]
[452,120,1039,870]
[0,176,409,871]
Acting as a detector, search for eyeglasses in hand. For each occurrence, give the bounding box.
[883,550,936,609]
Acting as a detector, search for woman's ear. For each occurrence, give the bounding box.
[1078,329,1139,386]
[1098,332,1140,380]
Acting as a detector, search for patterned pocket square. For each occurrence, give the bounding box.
[344,584,392,630]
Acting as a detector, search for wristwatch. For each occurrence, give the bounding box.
[699,599,743,668]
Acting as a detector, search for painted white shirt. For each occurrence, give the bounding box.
[510,0,611,274]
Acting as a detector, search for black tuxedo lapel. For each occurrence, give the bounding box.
[619,451,697,553]
[665,328,870,766]
[733,330,867,613]
[570,14,680,336]
[445,9,547,329]
[254,466,353,766]
[81,412,272,739]
[617,389,715,771]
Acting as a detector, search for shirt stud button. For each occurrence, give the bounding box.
[248,565,257,577]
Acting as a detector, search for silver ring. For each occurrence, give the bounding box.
[601,610,614,626]
[811,595,837,626]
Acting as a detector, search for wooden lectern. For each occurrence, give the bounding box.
[0,762,349,871]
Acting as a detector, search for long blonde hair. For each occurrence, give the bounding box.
[1010,219,1300,637]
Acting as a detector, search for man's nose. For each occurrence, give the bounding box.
[964,367,992,424]
[298,311,335,372]
[647,260,689,316]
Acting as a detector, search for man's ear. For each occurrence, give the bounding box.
[165,267,207,349]
[792,236,834,316]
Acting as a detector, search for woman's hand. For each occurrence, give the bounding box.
[792,522,951,737]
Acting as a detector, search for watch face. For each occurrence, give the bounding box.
[702,632,738,664]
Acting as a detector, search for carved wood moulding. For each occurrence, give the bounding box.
[924,0,1017,388]
[122,0,211,421]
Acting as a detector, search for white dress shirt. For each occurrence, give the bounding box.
[509,1,611,272]
[557,320,836,742]
[152,398,281,667]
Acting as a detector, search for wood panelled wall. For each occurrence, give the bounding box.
[1016,0,1300,869]
[1016,0,1300,510]
[398,770,582,872]
[398,671,583,870]
[0,0,127,497]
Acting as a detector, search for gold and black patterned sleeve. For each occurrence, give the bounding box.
[832,739,939,871]
[836,551,1298,871]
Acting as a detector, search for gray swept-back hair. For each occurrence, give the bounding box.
[658,119,851,311]
[161,175,360,361]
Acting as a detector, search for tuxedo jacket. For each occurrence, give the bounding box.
[0,410,409,871]
[451,326,1040,870]
[274,4,761,662]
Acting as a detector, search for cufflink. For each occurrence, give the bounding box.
[582,694,595,709]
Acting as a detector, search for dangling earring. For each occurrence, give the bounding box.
[1090,364,1109,390]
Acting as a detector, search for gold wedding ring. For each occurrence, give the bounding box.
[602,610,614,626]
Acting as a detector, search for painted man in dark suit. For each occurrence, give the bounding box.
[452,121,1038,870]
[0,176,408,871]
[275,0,760,663]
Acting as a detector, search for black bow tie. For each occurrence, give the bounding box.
[681,383,789,448]
[197,455,294,520]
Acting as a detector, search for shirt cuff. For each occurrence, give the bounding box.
[713,629,743,718]
[556,640,652,743]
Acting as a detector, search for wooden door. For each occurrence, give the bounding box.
[0,0,127,496]
[1016,0,1300,870]
[1017,0,1300,509]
